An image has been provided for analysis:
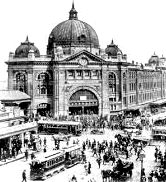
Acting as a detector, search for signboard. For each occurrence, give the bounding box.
[37,103,48,109]
[80,96,87,101]
[139,153,145,159]
[13,108,20,117]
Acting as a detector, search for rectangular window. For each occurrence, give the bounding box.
[68,70,74,77]
[77,70,82,77]
[123,97,127,105]
[84,70,90,77]
[109,98,116,102]
[92,70,98,77]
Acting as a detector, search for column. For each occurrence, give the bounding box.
[53,67,59,118]
[9,137,12,149]
[8,69,13,90]
[27,69,34,115]
[74,70,77,79]
[20,133,24,148]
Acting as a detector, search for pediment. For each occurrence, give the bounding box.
[60,50,106,65]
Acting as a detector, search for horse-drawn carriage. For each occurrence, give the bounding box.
[132,136,151,147]
[90,129,104,135]
[101,159,134,181]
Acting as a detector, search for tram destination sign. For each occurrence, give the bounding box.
[139,153,145,159]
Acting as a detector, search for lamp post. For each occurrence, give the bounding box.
[139,152,146,182]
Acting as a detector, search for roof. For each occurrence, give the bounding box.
[38,120,81,126]
[34,150,64,162]
[62,145,81,153]
[0,90,31,102]
[151,98,166,105]
[152,126,166,131]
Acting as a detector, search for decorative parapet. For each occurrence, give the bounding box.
[0,107,24,121]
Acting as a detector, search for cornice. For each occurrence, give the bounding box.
[5,61,54,66]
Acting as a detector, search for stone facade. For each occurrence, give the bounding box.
[5,3,166,118]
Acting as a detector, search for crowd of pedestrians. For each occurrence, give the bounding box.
[78,132,147,180]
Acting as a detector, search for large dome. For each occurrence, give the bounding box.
[15,36,40,58]
[47,3,99,55]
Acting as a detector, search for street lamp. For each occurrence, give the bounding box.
[139,151,146,182]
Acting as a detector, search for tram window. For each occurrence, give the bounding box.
[71,151,76,158]
[65,152,70,160]
[60,156,64,161]
[32,162,43,169]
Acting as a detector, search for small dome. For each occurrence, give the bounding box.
[158,55,166,67]
[160,54,165,60]
[105,40,122,57]
[15,36,40,58]
[148,52,159,64]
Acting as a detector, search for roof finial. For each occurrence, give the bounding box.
[72,0,74,9]
[26,35,29,42]
[111,39,114,44]
[69,0,78,20]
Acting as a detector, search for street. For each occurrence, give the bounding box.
[0,128,164,182]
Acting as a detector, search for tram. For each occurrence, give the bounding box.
[63,145,82,168]
[29,145,82,180]
[30,150,65,180]
[38,120,82,136]
[152,126,166,140]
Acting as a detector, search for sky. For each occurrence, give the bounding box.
[0,0,166,84]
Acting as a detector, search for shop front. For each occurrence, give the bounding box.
[0,122,38,161]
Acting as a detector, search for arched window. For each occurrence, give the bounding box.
[41,86,46,94]
[108,72,116,93]
[15,72,27,93]
[37,72,53,95]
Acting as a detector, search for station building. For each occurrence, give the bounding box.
[6,3,166,118]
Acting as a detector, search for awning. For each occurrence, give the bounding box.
[0,90,31,103]
[150,98,166,106]
[125,103,149,111]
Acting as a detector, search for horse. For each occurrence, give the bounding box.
[103,152,116,165]
[113,161,134,178]
[101,170,112,182]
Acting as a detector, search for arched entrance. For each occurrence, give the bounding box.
[37,103,51,116]
[69,89,99,115]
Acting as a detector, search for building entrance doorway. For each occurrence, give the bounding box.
[69,89,99,115]
[37,103,50,116]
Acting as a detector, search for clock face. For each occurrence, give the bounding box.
[79,58,88,66]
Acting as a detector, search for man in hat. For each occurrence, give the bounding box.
[22,170,27,182]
